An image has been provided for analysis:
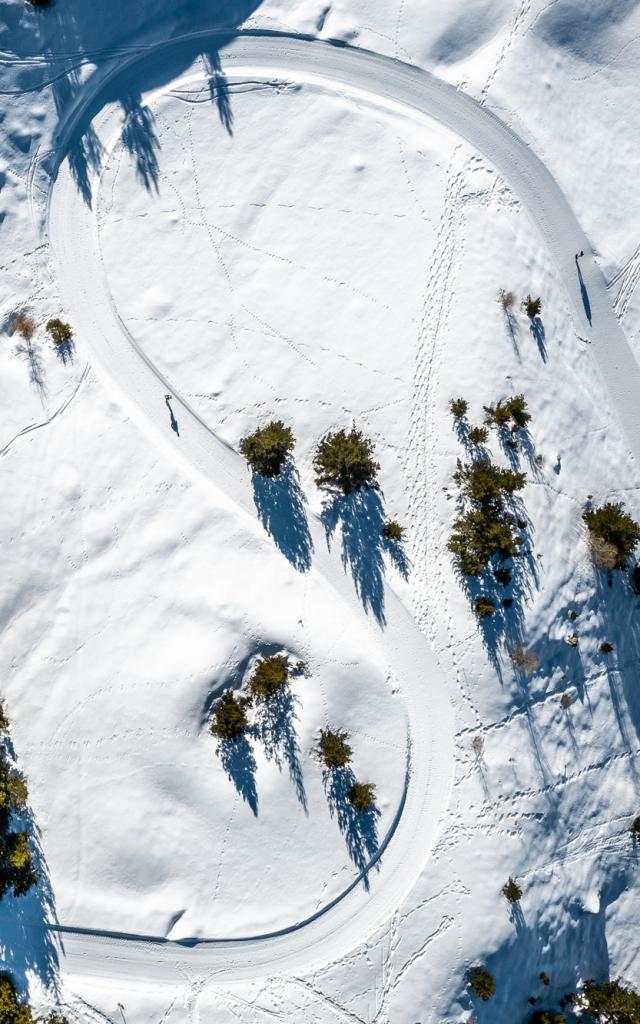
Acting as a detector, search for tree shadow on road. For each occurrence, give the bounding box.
[322,489,386,625]
[252,463,313,573]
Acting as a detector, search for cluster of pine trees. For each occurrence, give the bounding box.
[0,702,38,900]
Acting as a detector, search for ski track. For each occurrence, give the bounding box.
[36,28,640,986]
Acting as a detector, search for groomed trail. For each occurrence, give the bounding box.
[45,30,640,987]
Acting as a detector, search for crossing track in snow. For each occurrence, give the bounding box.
[45,29,640,986]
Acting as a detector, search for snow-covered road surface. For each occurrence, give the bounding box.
[45,30,640,985]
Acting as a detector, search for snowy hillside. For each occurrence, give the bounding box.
[1,2,640,1024]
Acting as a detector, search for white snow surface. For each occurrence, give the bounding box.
[2,1,640,1023]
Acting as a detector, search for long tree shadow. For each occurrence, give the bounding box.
[217,735,258,816]
[530,316,547,362]
[251,463,313,572]
[323,767,380,890]
[120,92,160,193]
[203,49,234,134]
[251,687,307,812]
[15,340,46,402]
[322,489,386,625]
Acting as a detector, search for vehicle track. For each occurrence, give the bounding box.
[45,28,640,985]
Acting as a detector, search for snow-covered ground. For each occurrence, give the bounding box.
[2,1,640,1022]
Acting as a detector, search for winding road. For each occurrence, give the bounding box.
[45,29,640,986]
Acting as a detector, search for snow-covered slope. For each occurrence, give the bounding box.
[1,2,640,1023]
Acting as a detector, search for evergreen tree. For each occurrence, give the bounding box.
[529,1013,565,1024]
[523,295,542,319]
[210,691,248,741]
[313,427,380,494]
[453,459,526,507]
[448,507,523,576]
[382,520,405,543]
[584,502,640,569]
[248,655,289,702]
[46,319,73,346]
[469,966,496,1001]
[318,729,352,770]
[581,979,640,1023]
[468,425,489,446]
[474,596,495,619]
[0,978,33,1024]
[502,876,523,903]
[450,397,468,419]
[348,781,376,812]
[239,420,295,477]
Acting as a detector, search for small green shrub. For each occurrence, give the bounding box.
[46,319,72,346]
[383,520,405,543]
[484,394,531,433]
[450,397,468,419]
[449,507,523,576]
[529,1013,565,1024]
[468,425,489,446]
[239,420,294,477]
[469,966,496,1001]
[540,973,551,986]
[348,781,376,812]
[313,427,379,495]
[210,691,248,741]
[600,641,614,654]
[248,655,289,702]
[453,460,526,507]
[523,295,542,319]
[318,729,352,770]
[502,876,523,903]
[0,703,8,735]
[584,502,640,569]
[474,596,495,619]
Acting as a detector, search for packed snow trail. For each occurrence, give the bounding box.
[45,30,640,986]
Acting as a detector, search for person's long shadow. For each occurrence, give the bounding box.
[322,489,386,625]
[251,463,313,572]
[323,767,380,890]
[576,256,593,325]
[217,735,258,816]
[251,688,307,812]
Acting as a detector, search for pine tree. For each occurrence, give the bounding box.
[382,520,405,543]
[348,781,376,812]
[502,876,523,903]
[523,295,542,319]
[239,420,295,477]
[248,655,289,702]
[581,979,640,1023]
[318,729,352,770]
[474,596,495,619]
[469,966,496,1001]
[46,319,73,346]
[0,978,33,1024]
[313,427,380,494]
[584,502,640,569]
[450,397,468,419]
[210,691,248,741]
